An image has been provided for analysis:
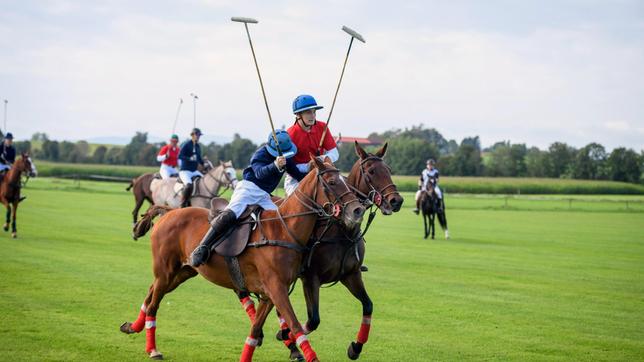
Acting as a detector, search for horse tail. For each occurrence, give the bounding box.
[132,205,172,240]
[438,199,448,230]
[125,179,135,191]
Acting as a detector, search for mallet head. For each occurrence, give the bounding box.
[231,17,258,24]
[342,26,365,43]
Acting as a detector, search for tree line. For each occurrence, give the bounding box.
[13,127,644,184]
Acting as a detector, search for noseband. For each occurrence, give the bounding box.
[356,156,398,207]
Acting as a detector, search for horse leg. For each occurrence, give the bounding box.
[431,212,435,240]
[237,291,257,323]
[341,271,373,360]
[265,281,318,362]
[423,211,428,239]
[275,309,304,361]
[4,204,10,232]
[132,196,145,225]
[241,298,274,362]
[10,201,17,238]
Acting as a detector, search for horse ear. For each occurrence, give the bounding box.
[354,141,368,159]
[310,153,325,170]
[219,160,224,166]
[322,156,332,165]
[375,142,388,158]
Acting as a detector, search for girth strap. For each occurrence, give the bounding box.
[225,256,247,292]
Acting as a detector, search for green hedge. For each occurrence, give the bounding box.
[33,160,644,194]
[392,176,644,194]
[35,160,156,180]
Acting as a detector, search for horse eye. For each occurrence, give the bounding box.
[369,169,376,175]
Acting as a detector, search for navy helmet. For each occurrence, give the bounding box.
[292,95,323,114]
[266,130,297,158]
[190,128,202,136]
[4,132,13,140]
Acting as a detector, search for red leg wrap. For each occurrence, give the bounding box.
[145,316,157,353]
[295,332,317,362]
[240,336,259,362]
[356,315,371,344]
[240,297,256,322]
[130,304,146,333]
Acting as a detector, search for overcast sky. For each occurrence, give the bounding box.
[1,0,643,150]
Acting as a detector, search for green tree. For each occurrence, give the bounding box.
[607,147,641,183]
[449,142,483,176]
[525,147,548,177]
[546,142,576,177]
[92,146,108,164]
[571,143,607,180]
[386,136,438,175]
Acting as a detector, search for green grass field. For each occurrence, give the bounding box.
[1,178,643,361]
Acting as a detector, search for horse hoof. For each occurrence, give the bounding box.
[119,322,136,334]
[3,226,7,232]
[149,350,163,360]
[276,328,289,341]
[11,233,16,239]
[347,341,362,360]
[289,350,304,361]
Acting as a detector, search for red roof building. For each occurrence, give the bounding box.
[335,135,380,146]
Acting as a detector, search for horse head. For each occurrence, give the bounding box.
[350,141,404,215]
[304,154,365,230]
[17,152,37,177]
[212,160,238,189]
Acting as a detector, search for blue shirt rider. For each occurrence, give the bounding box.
[190,130,307,266]
[178,128,205,207]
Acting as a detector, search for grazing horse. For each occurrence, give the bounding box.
[267,141,403,361]
[120,156,365,361]
[127,160,238,224]
[420,178,448,239]
[0,153,37,238]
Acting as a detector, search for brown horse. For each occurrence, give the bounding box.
[121,156,365,361]
[419,178,448,239]
[267,142,403,361]
[0,153,37,238]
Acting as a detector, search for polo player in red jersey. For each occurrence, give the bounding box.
[285,94,339,196]
[156,134,180,179]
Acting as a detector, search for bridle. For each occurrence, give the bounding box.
[195,164,237,199]
[352,156,398,208]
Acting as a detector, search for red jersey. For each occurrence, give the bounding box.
[287,121,337,164]
[158,144,180,167]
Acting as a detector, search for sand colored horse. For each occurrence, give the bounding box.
[127,160,238,224]
[121,156,365,361]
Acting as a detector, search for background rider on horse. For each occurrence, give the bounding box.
[156,134,180,180]
[178,128,205,207]
[189,130,307,267]
[0,132,16,177]
[284,95,339,196]
[413,159,443,214]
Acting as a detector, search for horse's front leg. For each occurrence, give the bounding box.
[266,280,318,362]
[11,202,17,238]
[341,271,373,360]
[241,298,274,362]
[3,204,10,232]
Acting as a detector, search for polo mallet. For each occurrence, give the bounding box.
[231,16,282,156]
[3,99,7,134]
[190,93,198,128]
[318,26,366,153]
[171,98,183,134]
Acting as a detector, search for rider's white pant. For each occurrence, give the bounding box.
[159,164,178,179]
[415,186,442,202]
[0,164,10,172]
[284,163,309,196]
[226,180,277,218]
[179,170,203,185]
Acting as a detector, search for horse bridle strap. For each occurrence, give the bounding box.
[359,156,398,206]
[247,239,308,253]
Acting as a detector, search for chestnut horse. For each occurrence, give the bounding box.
[0,153,37,238]
[120,156,365,361]
[266,142,403,361]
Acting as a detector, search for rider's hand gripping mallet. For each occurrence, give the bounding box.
[318,25,366,154]
[231,16,282,156]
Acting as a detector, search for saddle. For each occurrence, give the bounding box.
[173,176,202,196]
[207,197,262,257]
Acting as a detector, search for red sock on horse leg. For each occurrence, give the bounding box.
[295,332,318,362]
[239,297,256,322]
[145,316,157,353]
[130,303,146,333]
[356,315,372,344]
[239,336,259,362]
